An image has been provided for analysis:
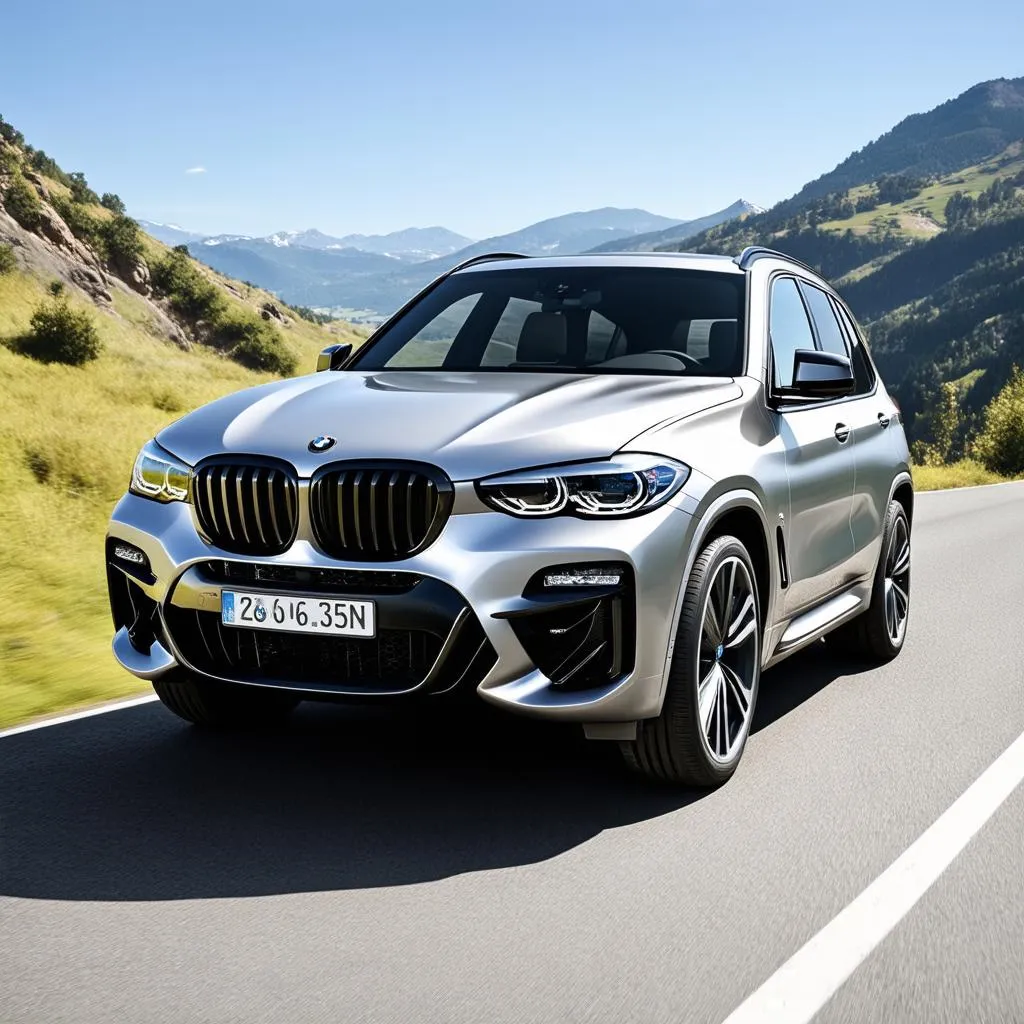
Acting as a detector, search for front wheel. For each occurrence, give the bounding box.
[621,535,761,787]
[153,673,298,729]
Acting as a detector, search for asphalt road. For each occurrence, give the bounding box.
[3,482,1023,1024]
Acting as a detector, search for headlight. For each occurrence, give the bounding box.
[477,455,689,519]
[130,439,192,503]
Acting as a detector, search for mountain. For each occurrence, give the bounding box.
[660,78,1024,458]
[437,207,683,263]
[777,77,1024,212]
[186,207,698,316]
[137,220,207,247]
[587,200,763,253]
[191,236,406,305]
[263,226,473,260]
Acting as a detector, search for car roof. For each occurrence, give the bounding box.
[453,251,746,276]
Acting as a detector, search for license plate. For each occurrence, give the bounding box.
[221,590,375,638]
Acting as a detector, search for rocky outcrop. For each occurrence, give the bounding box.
[260,301,288,323]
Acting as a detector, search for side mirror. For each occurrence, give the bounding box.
[790,348,855,398]
[316,342,353,372]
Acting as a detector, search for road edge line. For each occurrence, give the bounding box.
[721,729,1024,1024]
[0,694,159,738]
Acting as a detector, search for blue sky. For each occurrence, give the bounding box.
[2,0,1021,239]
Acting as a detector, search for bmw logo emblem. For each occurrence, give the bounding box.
[254,602,267,623]
[308,435,337,453]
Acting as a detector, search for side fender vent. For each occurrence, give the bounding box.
[776,526,790,590]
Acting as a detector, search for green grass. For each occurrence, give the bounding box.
[819,142,1024,238]
[0,265,365,728]
[911,459,1019,491]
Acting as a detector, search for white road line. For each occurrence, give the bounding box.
[0,694,159,738]
[722,729,1024,1024]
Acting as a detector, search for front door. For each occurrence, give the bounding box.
[768,276,856,618]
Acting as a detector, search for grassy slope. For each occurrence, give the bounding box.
[0,256,365,727]
[819,143,1024,237]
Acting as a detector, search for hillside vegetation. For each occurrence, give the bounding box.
[0,115,366,726]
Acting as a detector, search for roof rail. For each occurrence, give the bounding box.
[447,251,530,273]
[734,246,819,276]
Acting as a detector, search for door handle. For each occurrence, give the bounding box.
[878,412,891,428]
[834,423,851,443]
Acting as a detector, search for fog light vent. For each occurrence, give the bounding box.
[114,543,147,567]
[543,567,624,587]
[107,539,154,584]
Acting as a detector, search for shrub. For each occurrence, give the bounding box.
[28,149,73,189]
[150,248,226,321]
[216,313,297,375]
[18,299,102,366]
[0,242,16,275]
[973,366,1024,476]
[100,192,126,215]
[101,214,143,266]
[51,195,106,249]
[49,279,65,297]
[68,171,99,206]
[3,174,42,229]
[0,115,24,147]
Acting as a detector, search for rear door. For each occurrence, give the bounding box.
[828,295,898,580]
[768,276,856,617]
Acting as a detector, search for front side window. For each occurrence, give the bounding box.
[768,277,815,388]
[351,266,746,376]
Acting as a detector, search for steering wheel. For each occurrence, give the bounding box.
[644,350,704,370]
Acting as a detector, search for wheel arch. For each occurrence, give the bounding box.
[656,490,776,713]
[890,473,914,527]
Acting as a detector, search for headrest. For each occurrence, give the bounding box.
[516,312,567,363]
[708,320,739,372]
[669,319,691,351]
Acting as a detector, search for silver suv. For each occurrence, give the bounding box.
[107,248,912,786]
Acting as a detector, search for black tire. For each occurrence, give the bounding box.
[152,673,298,729]
[620,535,762,787]
[827,500,911,663]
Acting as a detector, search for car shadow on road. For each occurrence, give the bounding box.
[2,644,867,903]
[1,700,694,902]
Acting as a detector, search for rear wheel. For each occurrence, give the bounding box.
[153,673,298,729]
[827,500,910,662]
[621,535,761,787]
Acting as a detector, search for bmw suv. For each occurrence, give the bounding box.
[107,247,912,786]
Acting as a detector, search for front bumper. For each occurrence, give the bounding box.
[106,488,698,722]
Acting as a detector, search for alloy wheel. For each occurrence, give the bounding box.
[696,556,759,764]
[883,515,911,646]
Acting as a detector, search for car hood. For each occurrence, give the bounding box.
[157,370,741,480]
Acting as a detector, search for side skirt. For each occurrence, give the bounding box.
[763,580,872,669]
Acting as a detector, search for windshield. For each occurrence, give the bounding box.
[350,266,746,376]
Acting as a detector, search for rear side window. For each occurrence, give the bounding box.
[800,283,848,358]
[768,277,815,388]
[831,297,876,395]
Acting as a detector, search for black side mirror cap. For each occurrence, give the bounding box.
[316,342,353,372]
[789,348,855,398]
